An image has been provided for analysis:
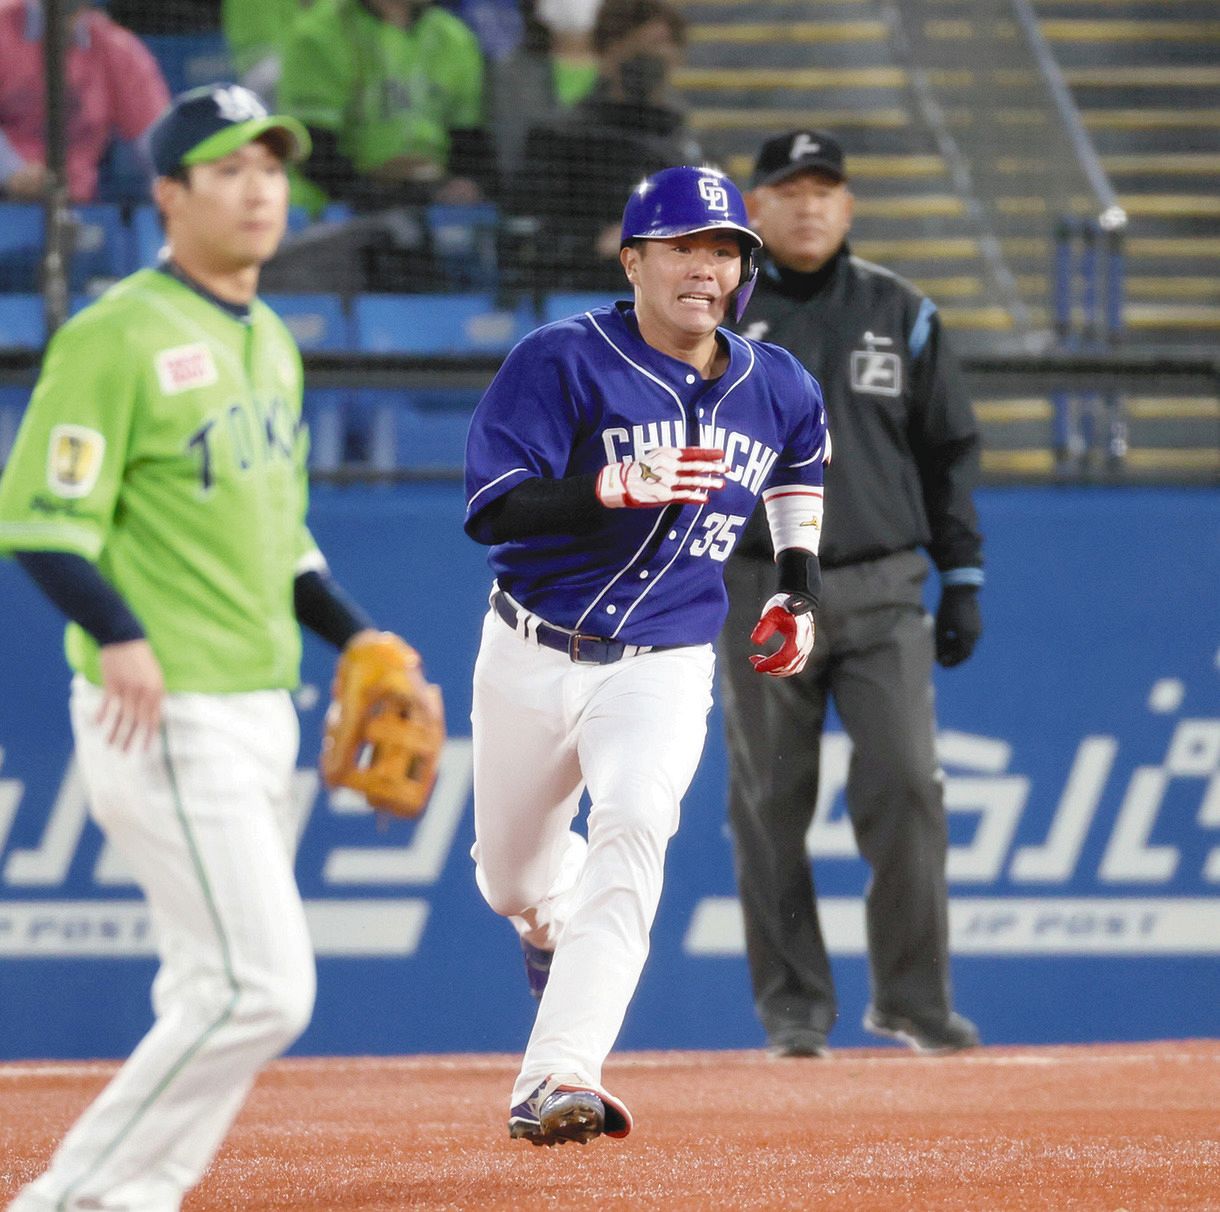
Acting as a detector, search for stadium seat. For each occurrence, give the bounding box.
[0,203,133,292]
[541,291,624,325]
[131,204,166,269]
[71,205,133,288]
[263,294,354,473]
[0,204,45,292]
[0,294,45,349]
[95,138,151,205]
[286,206,314,235]
[349,293,529,469]
[426,203,499,289]
[0,386,31,467]
[142,33,234,96]
[263,294,352,351]
[353,292,533,355]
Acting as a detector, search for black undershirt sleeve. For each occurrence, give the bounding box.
[14,550,145,645]
[294,568,376,650]
[478,473,604,543]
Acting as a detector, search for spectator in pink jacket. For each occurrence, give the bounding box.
[0,0,170,202]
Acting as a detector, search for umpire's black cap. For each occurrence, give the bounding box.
[750,130,847,188]
[149,84,310,177]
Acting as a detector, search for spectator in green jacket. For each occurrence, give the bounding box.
[278,0,494,215]
[222,0,309,105]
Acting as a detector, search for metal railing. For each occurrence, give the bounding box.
[1009,0,1136,472]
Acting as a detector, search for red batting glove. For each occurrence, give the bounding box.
[596,446,726,508]
[749,593,815,677]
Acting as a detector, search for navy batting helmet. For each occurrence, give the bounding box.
[620,166,761,322]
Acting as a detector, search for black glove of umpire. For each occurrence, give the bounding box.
[934,585,982,668]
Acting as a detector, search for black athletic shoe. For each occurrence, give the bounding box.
[766,1031,830,1059]
[863,1007,980,1055]
[508,1074,633,1146]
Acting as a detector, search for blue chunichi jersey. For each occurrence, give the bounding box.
[464,304,829,647]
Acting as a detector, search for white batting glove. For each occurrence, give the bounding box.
[749,593,815,677]
[596,447,727,509]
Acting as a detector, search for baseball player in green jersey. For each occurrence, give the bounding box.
[1,84,384,1212]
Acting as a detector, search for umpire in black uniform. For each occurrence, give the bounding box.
[721,130,984,1057]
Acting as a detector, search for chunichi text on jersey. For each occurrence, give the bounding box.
[601,422,779,496]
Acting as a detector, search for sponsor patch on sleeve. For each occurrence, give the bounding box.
[154,343,219,395]
[46,424,105,498]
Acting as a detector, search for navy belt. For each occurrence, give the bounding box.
[492,590,670,665]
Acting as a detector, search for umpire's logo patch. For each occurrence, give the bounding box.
[155,344,219,395]
[850,350,902,397]
[47,425,105,498]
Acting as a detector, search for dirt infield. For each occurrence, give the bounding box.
[2,1042,1217,1210]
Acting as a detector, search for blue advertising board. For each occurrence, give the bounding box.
[1,485,1217,1058]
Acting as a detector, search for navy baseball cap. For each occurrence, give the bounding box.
[149,84,310,177]
[750,130,846,188]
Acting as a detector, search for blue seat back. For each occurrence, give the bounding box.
[71,204,133,288]
[0,385,32,467]
[0,294,45,349]
[541,291,624,325]
[0,203,133,292]
[0,204,45,292]
[95,138,151,204]
[353,292,533,355]
[130,205,166,270]
[261,293,355,471]
[426,203,499,289]
[142,33,233,95]
[262,294,352,351]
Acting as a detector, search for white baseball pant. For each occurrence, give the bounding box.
[10,680,314,1212]
[470,606,714,1105]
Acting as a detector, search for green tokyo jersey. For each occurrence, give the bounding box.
[279,0,483,212]
[0,269,319,693]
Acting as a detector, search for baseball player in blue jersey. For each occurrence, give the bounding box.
[464,166,831,1146]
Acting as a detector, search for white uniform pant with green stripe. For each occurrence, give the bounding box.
[11,681,315,1212]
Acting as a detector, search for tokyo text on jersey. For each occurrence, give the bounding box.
[464,303,830,648]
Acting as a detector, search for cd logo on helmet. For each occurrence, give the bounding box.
[697,176,730,213]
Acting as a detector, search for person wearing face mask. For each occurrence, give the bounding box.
[505,0,701,291]
[719,130,985,1060]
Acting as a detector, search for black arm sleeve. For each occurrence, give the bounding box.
[294,568,376,650]
[776,547,822,612]
[478,473,604,543]
[14,550,145,645]
[909,316,984,572]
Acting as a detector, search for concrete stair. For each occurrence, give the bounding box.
[673,0,1024,349]
[673,0,1220,348]
[670,0,1218,475]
